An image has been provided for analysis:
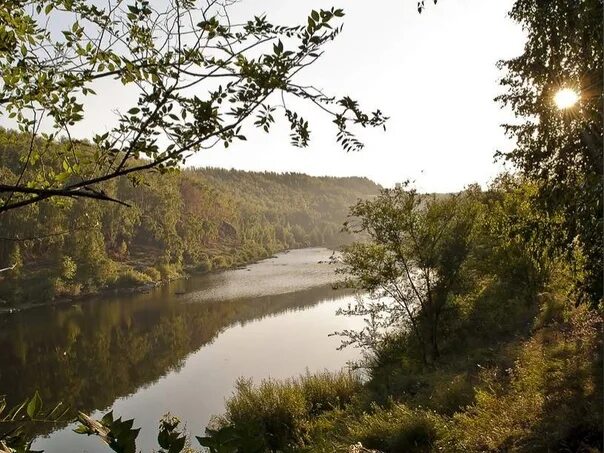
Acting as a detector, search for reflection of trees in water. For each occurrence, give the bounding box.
[0,283,348,437]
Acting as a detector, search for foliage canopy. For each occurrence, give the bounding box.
[336,186,478,364]
[497,0,603,300]
[0,0,386,212]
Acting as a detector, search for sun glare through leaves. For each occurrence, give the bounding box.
[553,87,580,109]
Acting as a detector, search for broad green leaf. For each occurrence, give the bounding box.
[26,391,42,419]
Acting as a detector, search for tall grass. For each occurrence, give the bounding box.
[345,403,443,453]
[209,370,362,452]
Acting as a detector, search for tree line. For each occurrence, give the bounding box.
[0,127,380,305]
[0,0,601,451]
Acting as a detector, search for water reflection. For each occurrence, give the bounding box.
[1,248,362,451]
[0,282,346,430]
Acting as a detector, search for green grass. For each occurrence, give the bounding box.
[207,370,362,452]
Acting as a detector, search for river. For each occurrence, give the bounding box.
[0,248,364,452]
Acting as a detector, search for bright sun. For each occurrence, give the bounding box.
[554,88,580,109]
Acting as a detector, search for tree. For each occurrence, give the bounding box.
[336,186,477,364]
[497,0,603,301]
[0,0,386,212]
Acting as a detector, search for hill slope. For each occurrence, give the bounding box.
[0,129,380,305]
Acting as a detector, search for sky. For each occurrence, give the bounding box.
[186,0,527,191]
[3,0,527,192]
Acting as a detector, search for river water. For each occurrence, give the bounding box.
[0,248,363,452]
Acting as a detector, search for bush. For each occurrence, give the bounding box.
[142,266,162,282]
[300,371,362,416]
[206,371,362,451]
[19,275,59,303]
[194,257,213,272]
[157,262,182,281]
[112,268,152,288]
[53,278,82,297]
[440,304,602,452]
[223,377,308,451]
[60,255,77,281]
[211,255,231,270]
[347,402,443,453]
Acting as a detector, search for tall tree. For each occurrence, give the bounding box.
[497,0,603,301]
[337,186,477,363]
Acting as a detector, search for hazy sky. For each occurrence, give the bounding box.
[187,0,527,191]
[3,1,527,192]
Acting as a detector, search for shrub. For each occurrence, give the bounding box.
[206,371,362,452]
[223,377,308,451]
[211,255,231,270]
[440,304,602,452]
[157,262,182,281]
[112,268,152,288]
[116,240,128,258]
[60,255,77,281]
[54,278,82,297]
[22,275,59,302]
[194,257,213,272]
[301,370,361,416]
[142,266,162,282]
[346,402,443,453]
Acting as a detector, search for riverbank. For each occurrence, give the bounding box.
[199,186,603,452]
[0,246,338,315]
[1,150,380,312]
[0,249,269,315]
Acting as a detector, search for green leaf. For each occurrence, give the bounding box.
[101,410,114,425]
[56,171,70,182]
[27,391,42,419]
[169,436,186,453]
[73,425,90,434]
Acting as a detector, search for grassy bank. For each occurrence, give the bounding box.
[0,245,284,314]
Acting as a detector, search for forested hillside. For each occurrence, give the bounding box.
[0,128,379,305]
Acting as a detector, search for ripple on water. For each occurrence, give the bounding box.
[183,247,339,302]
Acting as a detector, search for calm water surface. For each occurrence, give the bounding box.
[0,248,363,452]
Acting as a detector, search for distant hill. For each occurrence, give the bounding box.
[0,128,381,304]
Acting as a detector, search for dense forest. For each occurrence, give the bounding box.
[0,127,379,306]
[0,0,602,451]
